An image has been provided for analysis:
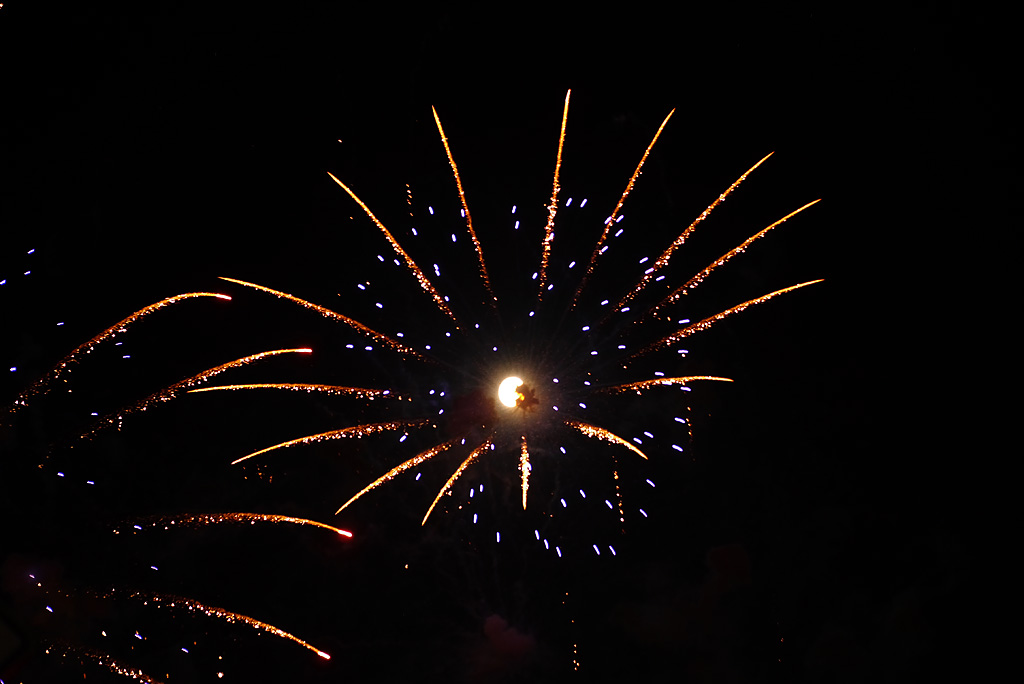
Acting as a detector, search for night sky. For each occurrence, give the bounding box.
[1,4,1001,683]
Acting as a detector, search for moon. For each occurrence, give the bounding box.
[497,376,524,408]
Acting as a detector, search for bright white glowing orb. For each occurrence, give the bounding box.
[498,376,524,408]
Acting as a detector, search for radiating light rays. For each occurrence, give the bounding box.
[645,199,822,319]
[125,512,353,537]
[189,382,402,401]
[43,642,165,684]
[572,107,676,307]
[564,420,649,461]
[324,174,458,324]
[117,590,331,660]
[335,438,459,514]
[611,151,776,314]
[218,276,428,360]
[205,95,818,528]
[7,292,230,416]
[230,418,432,465]
[431,105,496,306]
[634,280,825,358]
[598,375,735,395]
[422,438,494,525]
[537,89,572,300]
[80,348,312,440]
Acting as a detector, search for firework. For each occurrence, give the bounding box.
[6,292,231,417]
[42,642,165,684]
[205,89,822,529]
[120,512,353,537]
[5,92,820,681]
[114,590,332,660]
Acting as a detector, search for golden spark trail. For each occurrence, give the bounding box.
[81,349,312,439]
[599,376,735,394]
[232,419,432,465]
[128,512,353,537]
[564,420,648,460]
[634,280,824,358]
[8,292,230,414]
[189,383,401,401]
[120,591,331,660]
[422,437,493,525]
[218,277,429,360]
[432,106,496,305]
[44,642,164,684]
[336,439,459,514]
[519,435,531,510]
[537,90,571,300]
[647,200,821,318]
[572,108,676,307]
[325,174,458,323]
[613,152,776,313]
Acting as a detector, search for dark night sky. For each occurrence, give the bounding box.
[0,3,1004,683]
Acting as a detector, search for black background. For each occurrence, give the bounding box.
[0,3,1003,682]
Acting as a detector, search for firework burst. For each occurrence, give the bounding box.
[3,91,820,681]
[201,90,821,531]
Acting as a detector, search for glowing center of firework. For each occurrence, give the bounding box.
[498,376,525,408]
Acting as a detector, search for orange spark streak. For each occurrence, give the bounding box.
[422,437,493,525]
[635,280,824,358]
[648,200,821,318]
[121,591,330,660]
[613,152,776,312]
[336,438,459,514]
[131,512,352,537]
[82,349,311,439]
[572,108,675,306]
[432,106,496,305]
[325,173,458,323]
[537,90,571,300]
[218,277,428,360]
[599,376,734,394]
[231,419,432,465]
[564,419,648,460]
[519,435,531,510]
[8,292,230,414]
[44,642,164,684]
[189,383,400,401]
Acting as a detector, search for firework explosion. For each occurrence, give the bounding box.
[2,92,820,681]
[206,90,819,531]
